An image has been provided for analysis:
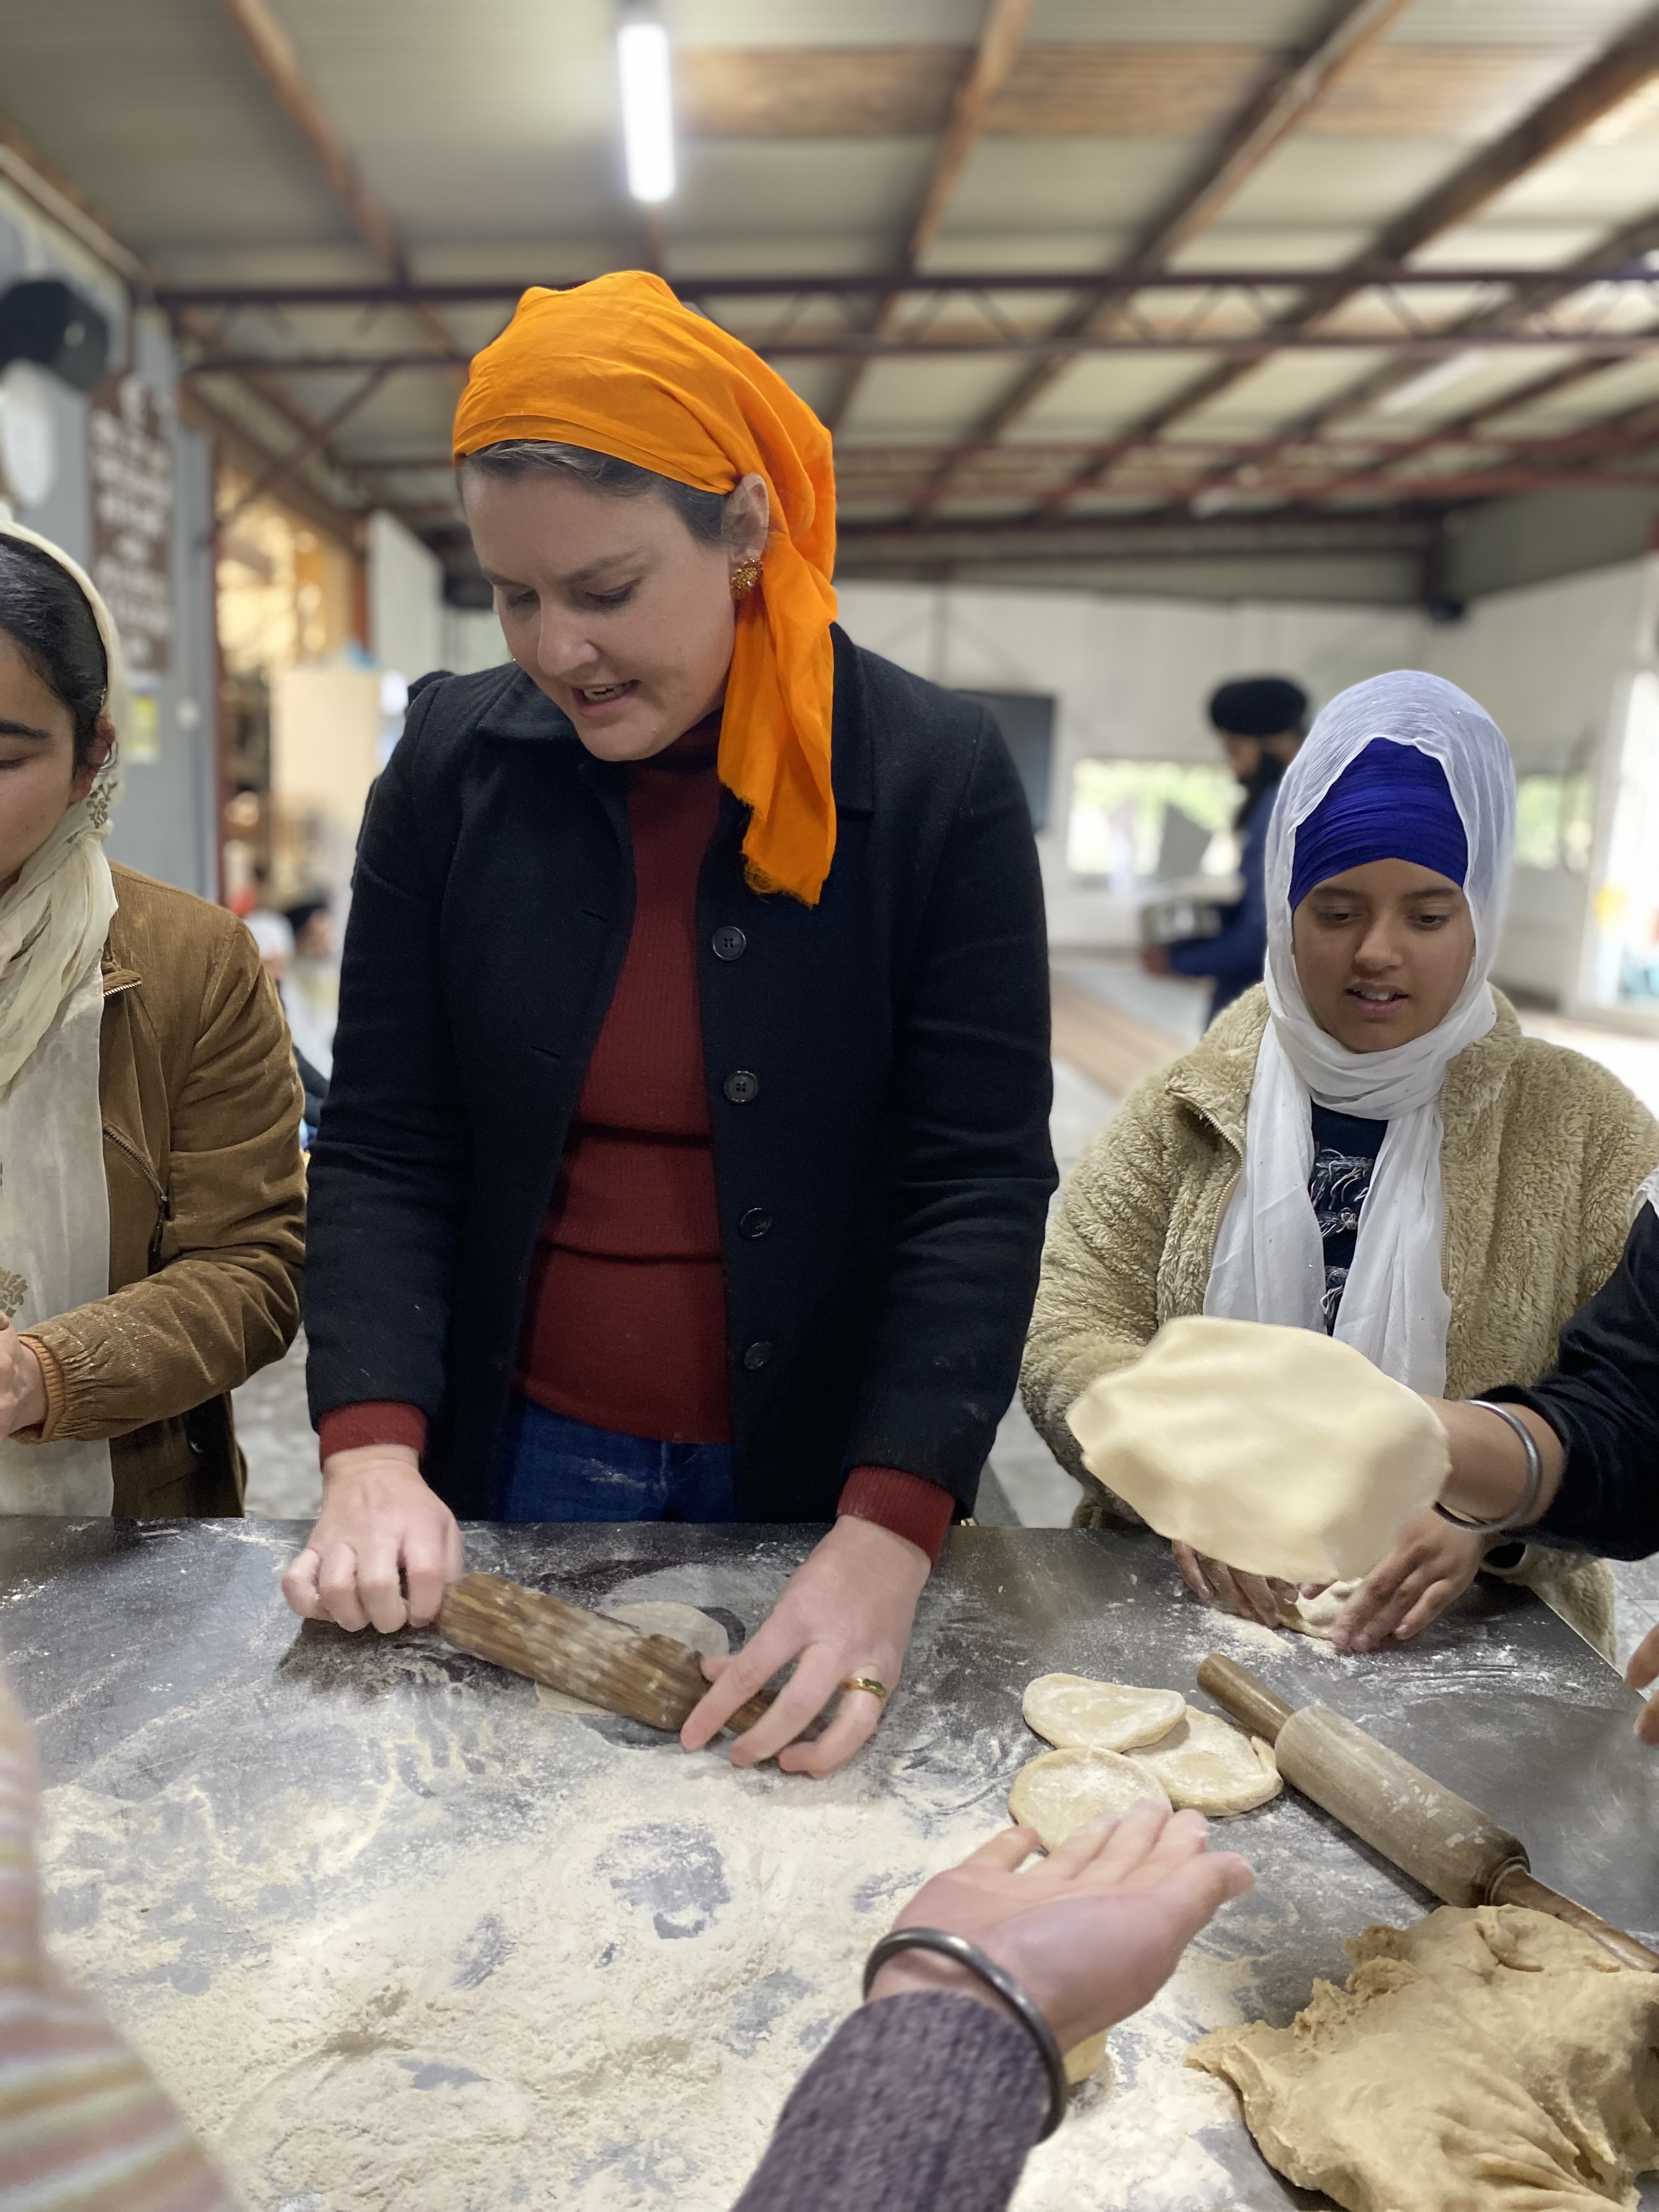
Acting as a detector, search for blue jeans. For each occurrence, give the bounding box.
[493,1400,739,1524]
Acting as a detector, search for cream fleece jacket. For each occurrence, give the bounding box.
[1023,986,1659,1530]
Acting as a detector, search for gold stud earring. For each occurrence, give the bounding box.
[730,557,762,602]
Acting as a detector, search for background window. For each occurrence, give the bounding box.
[1066,759,1239,883]
[1515,770,1595,873]
[955,691,1056,831]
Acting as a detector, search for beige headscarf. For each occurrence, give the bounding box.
[0,521,124,1513]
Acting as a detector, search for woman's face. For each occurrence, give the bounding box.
[1291,857,1476,1052]
[462,467,767,761]
[0,634,100,894]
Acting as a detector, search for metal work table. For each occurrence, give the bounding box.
[2,1516,1656,2210]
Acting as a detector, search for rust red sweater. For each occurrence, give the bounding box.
[320,720,956,1564]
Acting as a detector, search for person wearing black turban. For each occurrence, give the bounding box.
[1144,675,1308,1024]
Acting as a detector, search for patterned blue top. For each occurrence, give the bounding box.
[1308,1103,1388,1331]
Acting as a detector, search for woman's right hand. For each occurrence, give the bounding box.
[1173,1539,1297,1629]
[280,1446,463,1632]
[868,1801,1252,2057]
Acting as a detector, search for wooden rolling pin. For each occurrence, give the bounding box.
[437,1572,774,1736]
[1199,1652,1659,1973]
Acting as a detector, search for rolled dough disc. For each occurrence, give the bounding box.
[1064,1313,1449,1584]
[1023,1673,1186,1753]
[1127,1708,1281,1815]
[1008,1746,1171,1851]
[534,1601,729,1718]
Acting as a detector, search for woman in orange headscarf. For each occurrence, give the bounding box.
[287,273,1054,1776]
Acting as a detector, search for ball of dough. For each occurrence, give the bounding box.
[1022,1674,1186,1753]
[1285,1580,1360,1641]
[1064,1314,1449,1585]
[1127,1708,1281,1815]
[1008,1746,1171,1851]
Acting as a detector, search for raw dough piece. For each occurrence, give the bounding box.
[534,1601,728,1718]
[1064,1314,1449,1584]
[1190,1905,1659,2212]
[1022,1674,1185,1753]
[1127,1708,1280,1815]
[1065,2029,1107,2085]
[1282,1579,1361,1641]
[1008,1746,1171,1850]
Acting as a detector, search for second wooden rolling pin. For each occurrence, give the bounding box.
[438,1572,774,1737]
[1199,1652,1659,1973]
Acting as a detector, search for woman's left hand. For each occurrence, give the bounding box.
[1323,1508,1486,1651]
[1173,1540,1297,1628]
[680,1516,930,1777]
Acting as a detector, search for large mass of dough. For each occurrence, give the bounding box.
[1064,1314,1450,1584]
[1022,1673,1186,1752]
[1190,1905,1659,2212]
[1127,1708,1280,1815]
[1008,1746,1171,1850]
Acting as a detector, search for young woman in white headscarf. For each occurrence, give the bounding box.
[0,522,304,1517]
[1022,670,1659,1657]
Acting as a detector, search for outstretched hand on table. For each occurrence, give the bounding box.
[281,1444,465,1632]
[869,1799,1254,2055]
[681,1515,930,1777]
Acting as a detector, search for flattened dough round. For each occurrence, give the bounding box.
[1023,1673,1186,1752]
[1128,1707,1281,1815]
[1008,1746,1171,1850]
[534,1601,729,1717]
[1064,1314,1449,1584]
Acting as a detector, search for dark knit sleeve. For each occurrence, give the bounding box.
[1486,1203,1659,1559]
[730,1993,1046,2212]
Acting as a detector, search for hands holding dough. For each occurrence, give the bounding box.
[1066,1316,1449,1586]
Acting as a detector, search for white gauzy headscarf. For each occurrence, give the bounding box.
[1203,670,1516,1395]
[0,520,125,1514]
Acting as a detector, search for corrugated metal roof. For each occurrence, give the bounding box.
[0,0,1650,568]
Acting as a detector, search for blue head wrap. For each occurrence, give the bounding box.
[1289,737,1469,912]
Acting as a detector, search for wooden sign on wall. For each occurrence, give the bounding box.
[88,373,174,674]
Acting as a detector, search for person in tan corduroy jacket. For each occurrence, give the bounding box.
[1022,983,1659,1656]
[18,864,306,1515]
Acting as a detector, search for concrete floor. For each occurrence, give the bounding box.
[235,955,1659,1671]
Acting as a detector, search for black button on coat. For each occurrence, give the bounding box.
[305,626,1057,1521]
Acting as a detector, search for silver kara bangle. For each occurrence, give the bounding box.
[1435,1399,1545,1537]
[862,1927,1069,2139]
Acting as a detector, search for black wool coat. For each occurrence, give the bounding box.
[304,625,1057,1521]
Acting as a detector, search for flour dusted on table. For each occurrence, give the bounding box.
[43,1708,1262,2211]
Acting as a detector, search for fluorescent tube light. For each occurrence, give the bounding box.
[618,17,675,205]
[1380,348,1490,416]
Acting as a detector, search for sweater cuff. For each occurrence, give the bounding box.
[318,1402,429,1468]
[837,1465,955,1566]
[14,1334,65,1443]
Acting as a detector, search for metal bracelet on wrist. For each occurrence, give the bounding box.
[862,1926,1069,2139]
[1435,1399,1545,1538]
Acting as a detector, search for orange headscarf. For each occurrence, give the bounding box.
[453,271,838,904]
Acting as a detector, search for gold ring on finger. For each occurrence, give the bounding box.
[841,1675,889,1702]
